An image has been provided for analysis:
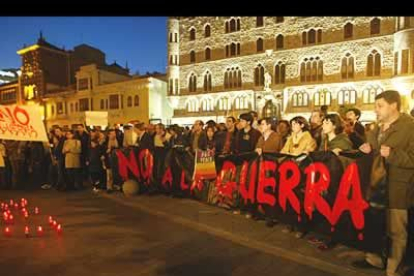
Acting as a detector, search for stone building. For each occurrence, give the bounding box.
[167,17,414,125]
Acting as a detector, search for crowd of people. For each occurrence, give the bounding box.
[0,90,412,276]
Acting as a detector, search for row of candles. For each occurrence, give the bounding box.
[1,198,62,237]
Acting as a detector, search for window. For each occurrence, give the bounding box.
[201,98,213,111]
[237,19,241,31]
[224,67,242,89]
[75,103,79,112]
[276,16,284,23]
[231,43,236,56]
[57,102,64,114]
[256,38,264,52]
[205,48,211,60]
[78,78,88,90]
[363,84,383,104]
[100,99,104,110]
[314,89,331,106]
[367,50,381,76]
[317,29,322,43]
[254,64,265,86]
[105,99,108,110]
[190,51,196,63]
[401,49,409,74]
[205,25,211,37]
[292,91,309,107]
[109,94,119,110]
[225,21,229,33]
[51,105,55,116]
[308,29,316,44]
[188,73,197,92]
[134,95,139,106]
[175,79,179,94]
[337,87,357,105]
[256,16,264,27]
[300,57,323,83]
[226,43,240,57]
[70,103,74,113]
[169,33,173,43]
[79,98,89,111]
[370,18,381,35]
[203,72,212,92]
[276,34,284,50]
[174,33,178,42]
[302,32,307,45]
[169,79,173,94]
[218,97,230,110]
[186,100,198,112]
[169,55,174,65]
[127,96,132,107]
[274,62,286,84]
[344,22,353,39]
[341,53,354,80]
[234,96,249,110]
[190,28,196,40]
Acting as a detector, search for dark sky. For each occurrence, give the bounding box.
[0,17,168,74]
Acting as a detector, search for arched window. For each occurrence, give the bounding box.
[256,16,264,27]
[301,57,323,83]
[230,18,236,32]
[203,72,212,92]
[308,29,316,44]
[188,73,197,92]
[314,89,331,106]
[254,64,265,86]
[367,50,381,76]
[344,22,353,38]
[134,95,139,106]
[189,28,196,40]
[169,33,173,43]
[292,91,309,107]
[190,50,196,63]
[302,31,307,45]
[127,96,132,107]
[218,97,230,111]
[317,29,322,43]
[201,98,213,111]
[276,34,284,50]
[370,18,381,35]
[256,38,264,52]
[363,84,383,104]
[230,43,236,56]
[341,53,355,79]
[274,62,286,84]
[187,100,198,112]
[234,95,249,110]
[236,18,241,31]
[204,25,211,37]
[337,87,357,105]
[100,99,104,110]
[205,48,211,60]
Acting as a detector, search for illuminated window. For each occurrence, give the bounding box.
[338,87,357,105]
[341,53,354,80]
[367,50,381,76]
[363,84,383,104]
[109,95,119,110]
[314,89,331,106]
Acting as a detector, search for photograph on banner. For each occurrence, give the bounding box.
[0,104,48,142]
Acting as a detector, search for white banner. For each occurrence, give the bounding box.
[85,111,108,127]
[0,104,48,142]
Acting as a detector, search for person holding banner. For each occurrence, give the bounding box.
[281,116,317,156]
[319,113,353,155]
[353,90,414,276]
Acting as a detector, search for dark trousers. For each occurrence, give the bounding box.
[65,168,82,190]
[90,170,105,189]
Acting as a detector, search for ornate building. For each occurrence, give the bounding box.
[167,17,414,125]
[2,34,172,129]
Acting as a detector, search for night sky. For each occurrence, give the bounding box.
[0,17,168,74]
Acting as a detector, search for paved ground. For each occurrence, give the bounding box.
[0,189,389,276]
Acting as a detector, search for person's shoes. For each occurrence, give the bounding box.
[352,259,384,270]
[232,210,240,215]
[295,231,307,239]
[245,213,252,219]
[93,187,100,193]
[282,225,294,233]
[41,184,52,190]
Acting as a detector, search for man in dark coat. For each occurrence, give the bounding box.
[346,108,366,149]
[353,90,414,276]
